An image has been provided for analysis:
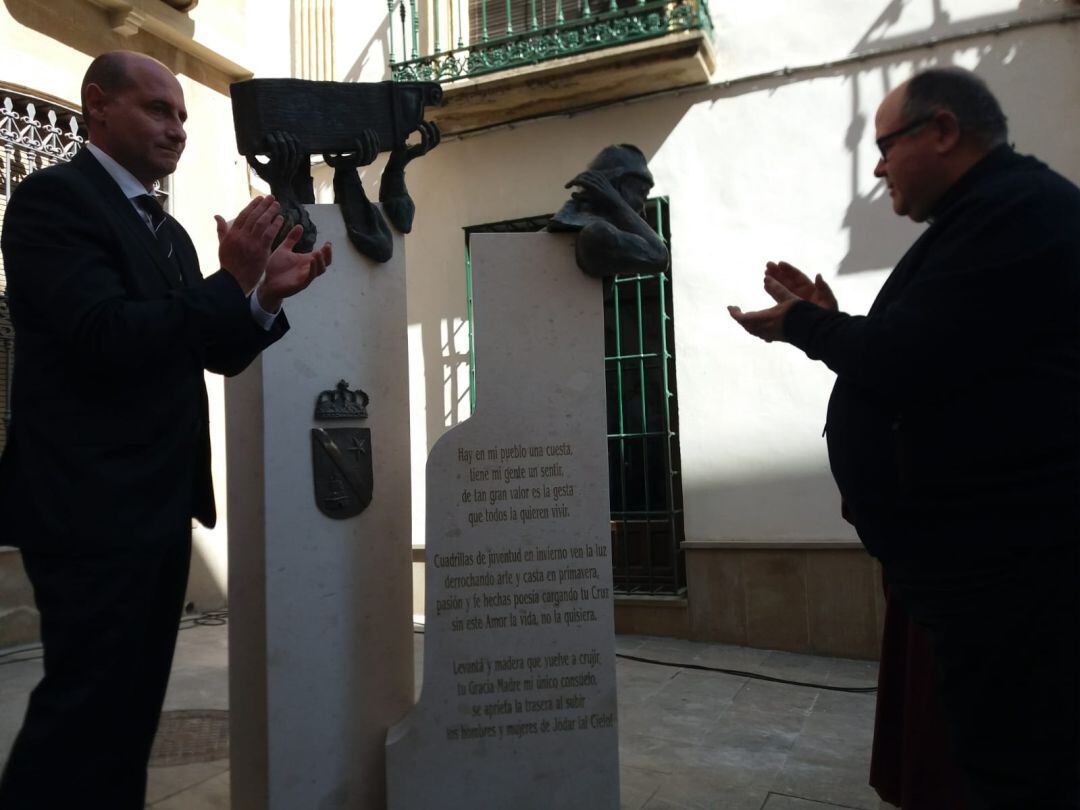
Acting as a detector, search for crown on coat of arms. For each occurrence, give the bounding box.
[314,380,369,420]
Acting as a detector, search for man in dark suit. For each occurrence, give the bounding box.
[729,68,1079,808]
[0,51,331,808]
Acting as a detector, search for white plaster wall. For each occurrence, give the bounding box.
[334,2,393,82]
[709,0,1066,81]
[346,1,1080,545]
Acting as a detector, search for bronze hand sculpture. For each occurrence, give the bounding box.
[245,130,316,252]
[229,79,443,261]
[379,121,441,234]
[325,130,393,264]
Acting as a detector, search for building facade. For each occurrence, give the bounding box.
[2,0,1078,658]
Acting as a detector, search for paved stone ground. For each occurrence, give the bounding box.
[0,624,883,809]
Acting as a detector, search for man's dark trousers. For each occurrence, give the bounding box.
[0,531,191,808]
[890,543,1080,810]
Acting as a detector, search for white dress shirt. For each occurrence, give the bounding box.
[83,143,278,330]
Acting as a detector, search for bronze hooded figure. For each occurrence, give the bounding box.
[548,144,669,278]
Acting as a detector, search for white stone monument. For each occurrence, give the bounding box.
[226,205,413,810]
[386,232,620,809]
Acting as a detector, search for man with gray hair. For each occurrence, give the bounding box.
[730,67,1079,808]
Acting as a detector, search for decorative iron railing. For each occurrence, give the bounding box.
[388,0,712,83]
[1,90,86,445]
[0,94,84,164]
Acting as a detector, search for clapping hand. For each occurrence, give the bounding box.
[765,261,837,310]
[215,196,283,295]
[255,225,331,314]
[728,260,836,343]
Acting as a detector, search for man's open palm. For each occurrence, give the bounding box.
[765,261,838,310]
[257,225,331,312]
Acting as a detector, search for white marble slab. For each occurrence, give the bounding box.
[227,205,413,810]
[386,232,619,809]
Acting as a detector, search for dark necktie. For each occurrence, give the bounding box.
[134,194,181,280]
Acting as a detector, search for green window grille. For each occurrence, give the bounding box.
[464,199,685,594]
[388,0,712,83]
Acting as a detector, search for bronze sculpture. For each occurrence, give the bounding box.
[230,79,442,261]
[548,144,669,278]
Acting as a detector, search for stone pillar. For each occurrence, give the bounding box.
[227,205,412,810]
[386,232,620,809]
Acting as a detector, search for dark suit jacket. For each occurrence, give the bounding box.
[0,148,287,551]
[784,146,1080,569]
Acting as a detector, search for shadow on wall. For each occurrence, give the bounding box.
[838,0,1048,274]
[342,13,391,82]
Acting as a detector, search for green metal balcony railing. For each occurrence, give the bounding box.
[388,0,712,83]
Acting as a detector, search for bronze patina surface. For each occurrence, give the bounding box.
[230,80,442,259]
[548,144,669,278]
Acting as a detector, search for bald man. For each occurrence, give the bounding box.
[730,69,1079,808]
[0,51,330,807]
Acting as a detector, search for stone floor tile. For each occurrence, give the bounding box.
[807,689,876,718]
[771,754,880,810]
[759,651,835,682]
[617,657,681,705]
[798,708,876,747]
[620,765,665,810]
[146,768,230,809]
[762,793,872,809]
[615,635,650,654]
[730,680,820,716]
[618,691,727,745]
[647,770,775,810]
[162,625,230,712]
[654,668,746,704]
[702,706,805,759]
[822,659,878,689]
[145,759,229,805]
[619,733,706,775]
[620,729,786,779]
[642,795,703,810]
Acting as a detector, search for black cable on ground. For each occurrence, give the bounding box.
[413,625,877,694]
[614,652,877,694]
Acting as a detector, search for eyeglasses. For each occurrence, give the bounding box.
[876,114,935,160]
